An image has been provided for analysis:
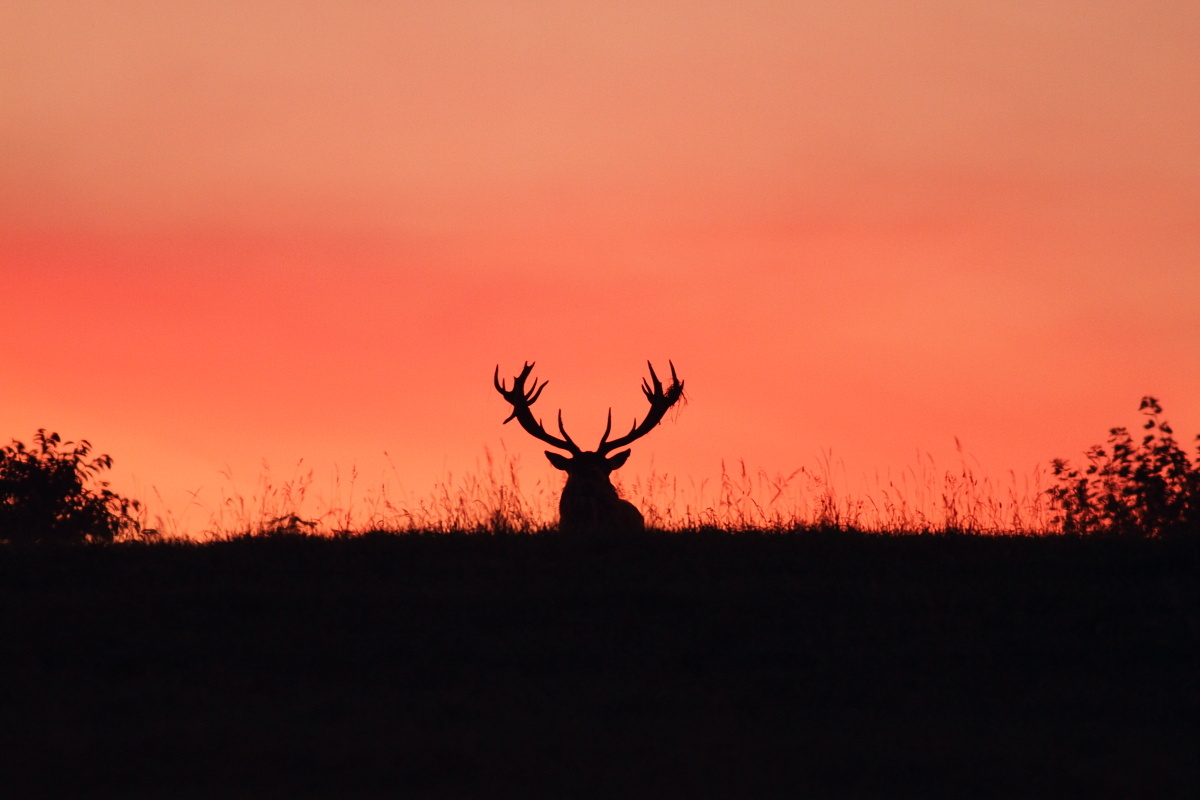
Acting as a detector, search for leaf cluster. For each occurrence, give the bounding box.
[0,430,142,544]
[1049,397,1199,539]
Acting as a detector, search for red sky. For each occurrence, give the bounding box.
[3,2,1198,532]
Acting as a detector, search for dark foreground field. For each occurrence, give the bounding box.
[0,531,1195,799]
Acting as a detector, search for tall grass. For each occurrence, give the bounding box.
[143,447,558,540]
[10,398,1191,542]
[103,398,1195,540]
[138,445,1056,540]
[628,448,1053,534]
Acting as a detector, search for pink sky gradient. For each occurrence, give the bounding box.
[3,2,1198,532]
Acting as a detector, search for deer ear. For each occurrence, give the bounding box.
[606,450,632,470]
[545,451,573,471]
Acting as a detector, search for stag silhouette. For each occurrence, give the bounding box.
[494,361,684,535]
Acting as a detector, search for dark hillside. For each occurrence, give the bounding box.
[0,532,1195,798]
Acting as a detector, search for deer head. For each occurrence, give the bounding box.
[494,361,685,535]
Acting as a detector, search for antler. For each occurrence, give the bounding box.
[597,360,684,453]
[493,362,581,454]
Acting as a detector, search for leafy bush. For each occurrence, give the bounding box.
[1049,397,1199,539]
[0,430,142,544]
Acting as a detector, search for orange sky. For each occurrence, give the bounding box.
[3,2,1198,532]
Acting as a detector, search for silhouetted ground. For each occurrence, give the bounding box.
[0,530,1195,799]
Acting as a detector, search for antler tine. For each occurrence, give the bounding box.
[641,360,659,400]
[556,410,580,452]
[494,362,578,452]
[524,377,549,405]
[598,360,685,454]
[494,361,525,387]
[596,408,615,450]
[495,363,552,422]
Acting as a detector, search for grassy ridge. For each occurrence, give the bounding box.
[1,531,1196,798]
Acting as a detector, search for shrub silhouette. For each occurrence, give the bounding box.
[0,430,141,544]
[1049,397,1198,539]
